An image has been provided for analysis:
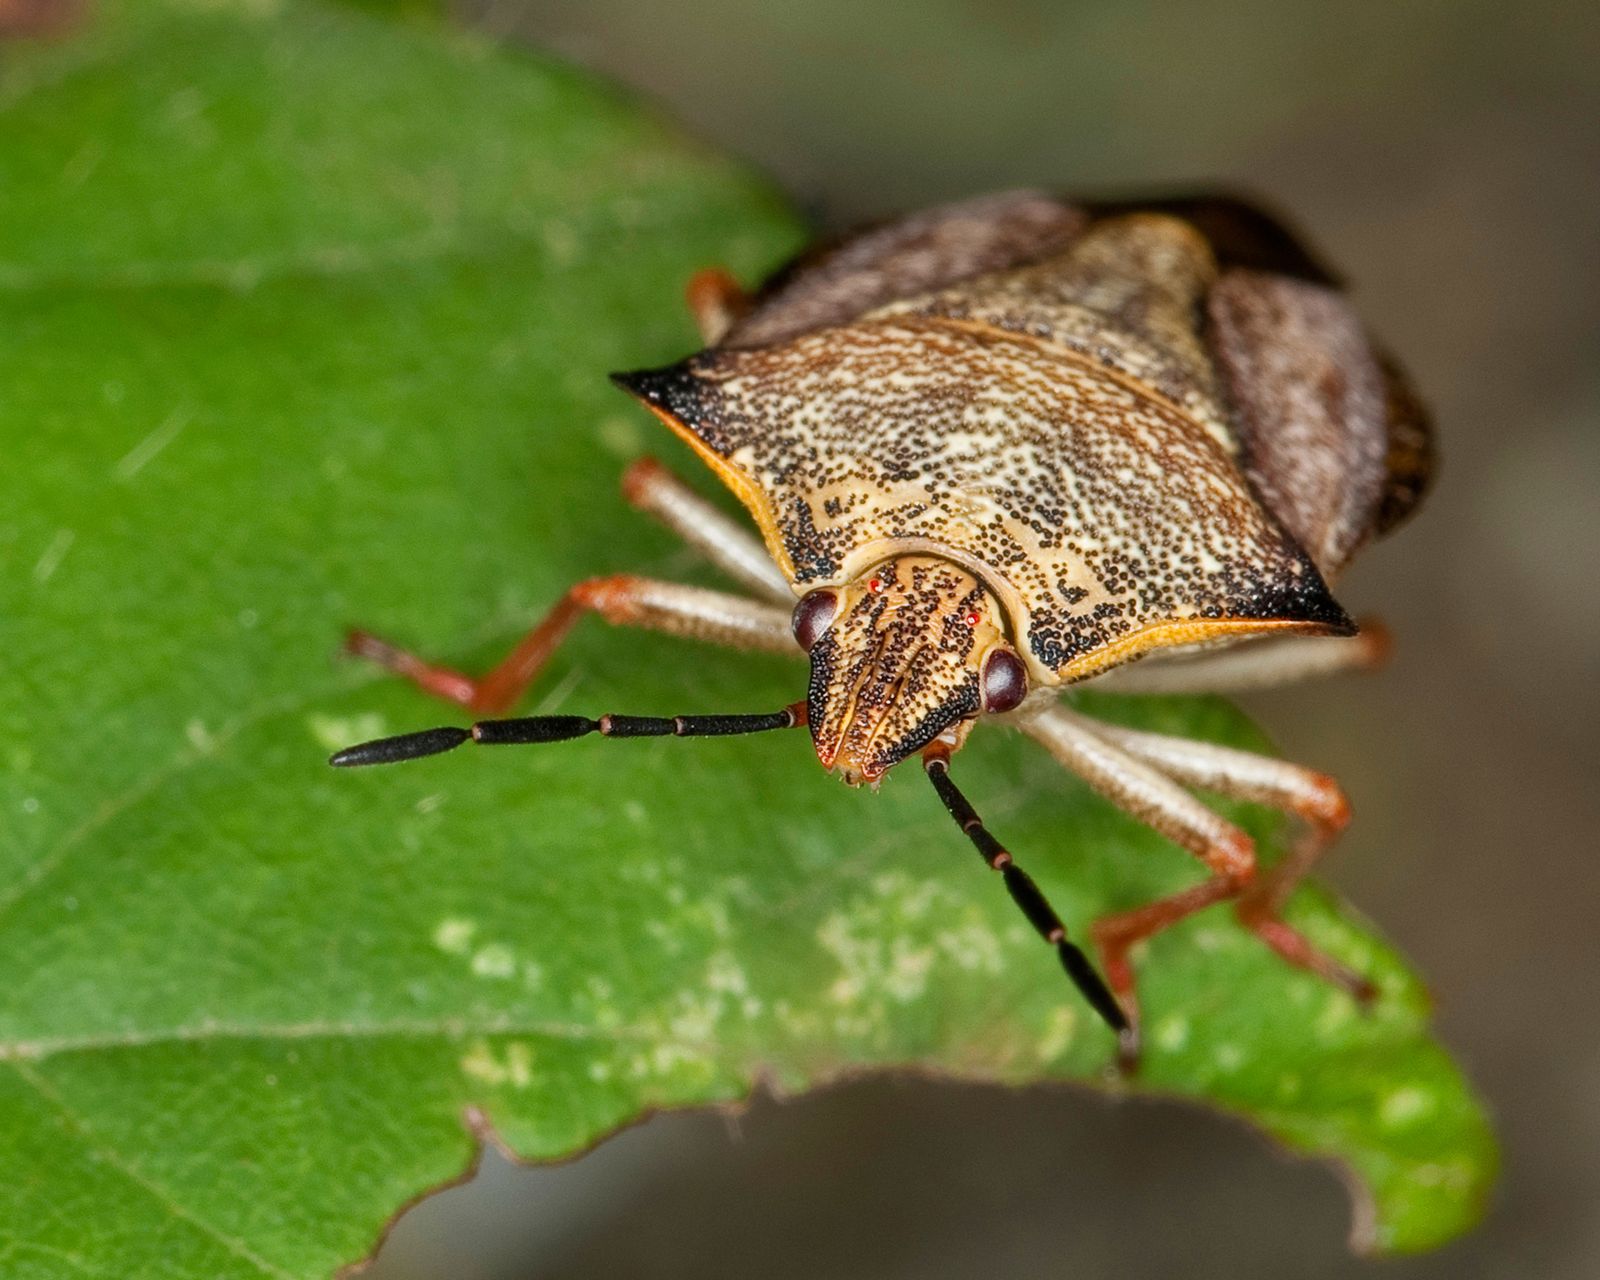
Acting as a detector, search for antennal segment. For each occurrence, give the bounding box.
[923,752,1129,1038]
[330,705,804,768]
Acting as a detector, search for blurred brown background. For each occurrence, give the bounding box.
[368,1,1600,1275]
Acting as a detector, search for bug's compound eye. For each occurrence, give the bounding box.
[980,647,1028,713]
[791,590,839,652]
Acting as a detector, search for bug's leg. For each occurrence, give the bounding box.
[1087,718,1375,1003]
[1020,705,1259,1069]
[1022,707,1258,879]
[1085,618,1390,694]
[330,702,806,769]
[921,750,1129,1039]
[346,577,796,717]
[1083,876,1243,1072]
[619,457,791,602]
[684,267,748,345]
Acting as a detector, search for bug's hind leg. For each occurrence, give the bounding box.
[1235,826,1376,1001]
[1086,617,1391,694]
[346,577,796,717]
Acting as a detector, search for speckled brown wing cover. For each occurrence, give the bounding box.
[616,191,1433,682]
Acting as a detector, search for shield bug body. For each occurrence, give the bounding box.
[333,191,1433,1068]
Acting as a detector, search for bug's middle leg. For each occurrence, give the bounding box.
[347,577,796,717]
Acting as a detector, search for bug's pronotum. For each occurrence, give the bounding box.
[331,191,1432,1070]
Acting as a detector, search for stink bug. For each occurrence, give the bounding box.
[331,191,1433,1069]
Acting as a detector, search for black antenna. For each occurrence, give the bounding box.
[330,706,804,768]
[924,754,1129,1037]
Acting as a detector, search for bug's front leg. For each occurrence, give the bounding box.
[684,267,749,345]
[347,456,795,715]
[347,577,796,717]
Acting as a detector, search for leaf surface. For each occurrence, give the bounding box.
[0,3,1493,1274]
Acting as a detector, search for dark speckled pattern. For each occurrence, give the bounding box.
[614,198,1434,679]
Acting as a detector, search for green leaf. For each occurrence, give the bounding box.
[0,2,1494,1275]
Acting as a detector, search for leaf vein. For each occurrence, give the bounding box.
[0,1016,651,1063]
[6,1061,298,1280]
[0,675,365,927]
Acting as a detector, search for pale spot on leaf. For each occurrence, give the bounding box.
[1316,992,1356,1038]
[1036,1005,1078,1061]
[431,917,477,955]
[470,944,516,979]
[185,719,216,754]
[307,712,388,754]
[596,414,645,459]
[1381,1087,1435,1129]
[459,1039,534,1089]
[1152,1015,1189,1052]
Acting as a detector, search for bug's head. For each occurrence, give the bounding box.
[792,555,1029,786]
